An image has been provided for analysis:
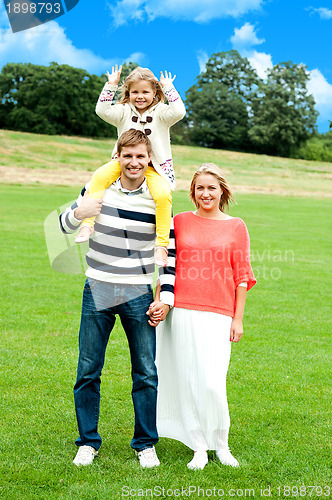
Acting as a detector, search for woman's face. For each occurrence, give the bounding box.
[194,173,223,211]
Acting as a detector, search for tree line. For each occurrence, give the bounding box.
[0,51,326,159]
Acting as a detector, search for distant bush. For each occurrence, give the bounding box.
[292,132,332,162]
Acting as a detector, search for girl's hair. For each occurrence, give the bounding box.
[189,163,235,212]
[119,67,164,106]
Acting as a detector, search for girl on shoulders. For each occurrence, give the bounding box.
[75,65,186,267]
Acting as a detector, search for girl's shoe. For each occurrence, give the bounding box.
[187,451,208,470]
[75,225,94,243]
[216,448,239,467]
[155,246,168,267]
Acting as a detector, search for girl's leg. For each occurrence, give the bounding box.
[145,167,172,266]
[75,160,121,243]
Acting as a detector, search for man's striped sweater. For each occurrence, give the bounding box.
[59,180,175,306]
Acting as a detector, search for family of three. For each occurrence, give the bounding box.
[59,66,256,471]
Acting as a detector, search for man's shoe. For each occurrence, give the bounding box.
[135,446,160,468]
[187,450,208,470]
[216,448,239,467]
[73,445,98,466]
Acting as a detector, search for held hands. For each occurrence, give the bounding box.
[159,71,176,87]
[106,65,123,86]
[74,190,103,220]
[230,319,243,343]
[146,301,170,327]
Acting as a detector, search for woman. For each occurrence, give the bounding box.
[149,163,256,470]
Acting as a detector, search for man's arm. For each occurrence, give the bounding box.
[158,217,175,307]
[59,185,103,234]
[147,217,176,325]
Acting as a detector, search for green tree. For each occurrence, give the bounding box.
[248,61,318,156]
[185,50,260,150]
[0,62,117,137]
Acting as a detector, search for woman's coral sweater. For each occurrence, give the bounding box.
[173,212,257,317]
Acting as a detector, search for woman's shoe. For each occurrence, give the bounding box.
[187,451,208,470]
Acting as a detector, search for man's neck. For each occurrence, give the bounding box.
[119,173,145,191]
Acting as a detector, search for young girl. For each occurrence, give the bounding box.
[75,65,186,266]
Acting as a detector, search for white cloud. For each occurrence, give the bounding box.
[247,51,273,79]
[197,50,209,74]
[229,23,272,79]
[307,69,332,120]
[230,22,264,49]
[0,17,146,75]
[307,7,332,20]
[108,0,263,26]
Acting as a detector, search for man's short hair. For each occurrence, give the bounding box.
[117,129,152,155]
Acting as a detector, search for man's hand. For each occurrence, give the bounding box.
[106,65,122,86]
[159,71,176,87]
[74,191,103,220]
[146,301,170,327]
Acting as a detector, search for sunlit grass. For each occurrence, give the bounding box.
[0,184,331,498]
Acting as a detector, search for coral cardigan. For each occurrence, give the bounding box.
[95,82,186,190]
[173,212,257,317]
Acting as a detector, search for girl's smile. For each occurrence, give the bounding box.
[129,80,156,115]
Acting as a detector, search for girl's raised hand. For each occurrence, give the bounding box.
[159,71,176,87]
[106,65,123,86]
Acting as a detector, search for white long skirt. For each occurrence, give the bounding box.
[156,307,232,452]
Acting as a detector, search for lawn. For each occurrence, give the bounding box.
[1,129,332,196]
[0,183,331,499]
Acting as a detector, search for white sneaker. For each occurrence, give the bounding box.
[216,448,239,467]
[135,446,160,468]
[73,445,98,466]
[187,451,208,470]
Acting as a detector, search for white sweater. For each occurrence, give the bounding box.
[95,82,186,190]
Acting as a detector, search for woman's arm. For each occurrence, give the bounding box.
[230,285,247,342]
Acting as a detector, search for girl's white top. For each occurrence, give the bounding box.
[95,82,186,190]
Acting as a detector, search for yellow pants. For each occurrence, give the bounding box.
[82,160,172,247]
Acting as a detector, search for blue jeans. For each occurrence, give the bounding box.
[74,278,158,451]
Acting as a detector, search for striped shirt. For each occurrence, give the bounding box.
[59,179,175,306]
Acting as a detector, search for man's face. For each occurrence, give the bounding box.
[118,144,150,188]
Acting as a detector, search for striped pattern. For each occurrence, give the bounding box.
[59,183,175,305]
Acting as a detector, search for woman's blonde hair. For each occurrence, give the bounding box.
[189,163,235,212]
[119,67,164,106]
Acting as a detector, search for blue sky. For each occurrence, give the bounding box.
[1,0,331,131]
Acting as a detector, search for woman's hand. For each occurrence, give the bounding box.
[230,319,243,343]
[146,301,170,326]
[159,71,176,87]
[106,65,122,86]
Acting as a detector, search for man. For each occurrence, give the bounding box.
[59,130,174,468]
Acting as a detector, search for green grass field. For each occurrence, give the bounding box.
[1,129,332,196]
[0,181,331,499]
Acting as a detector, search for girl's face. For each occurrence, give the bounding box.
[194,174,223,212]
[129,80,156,115]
